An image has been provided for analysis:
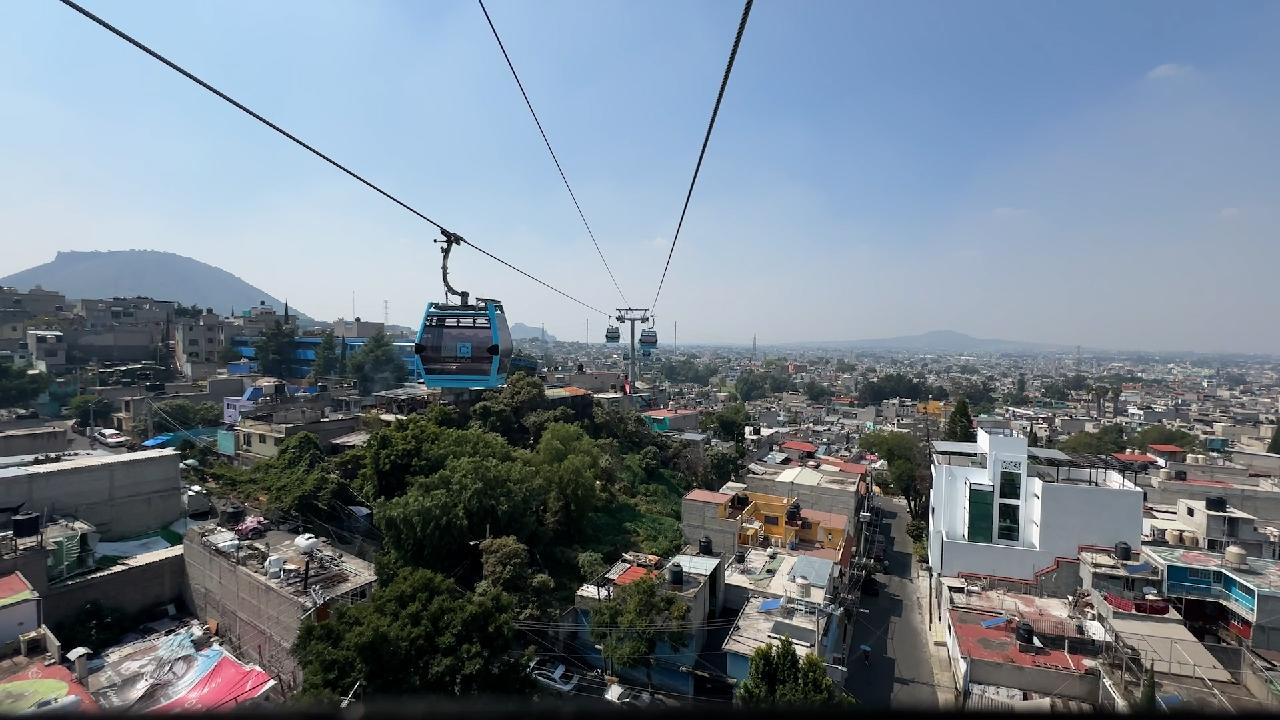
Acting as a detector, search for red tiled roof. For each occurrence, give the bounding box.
[614,566,655,586]
[1148,444,1185,453]
[1113,453,1158,463]
[643,408,699,418]
[0,571,32,602]
[782,441,818,453]
[949,609,1087,672]
[684,489,732,504]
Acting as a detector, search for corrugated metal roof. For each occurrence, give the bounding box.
[671,554,720,577]
[789,556,834,589]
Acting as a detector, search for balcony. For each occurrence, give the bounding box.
[1165,582,1221,599]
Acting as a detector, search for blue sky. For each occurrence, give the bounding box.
[2,1,1278,352]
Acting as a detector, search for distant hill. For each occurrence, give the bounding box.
[810,330,1071,353]
[510,323,555,342]
[1,250,311,321]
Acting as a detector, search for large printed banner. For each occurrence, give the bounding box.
[149,656,274,713]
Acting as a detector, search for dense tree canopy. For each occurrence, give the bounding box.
[1133,425,1201,452]
[734,368,795,401]
[152,399,222,430]
[858,372,926,404]
[659,357,719,385]
[701,402,748,443]
[859,430,927,518]
[803,380,833,403]
[589,574,688,686]
[1058,424,1127,455]
[348,331,407,394]
[293,568,527,700]
[0,365,47,408]
[738,639,850,707]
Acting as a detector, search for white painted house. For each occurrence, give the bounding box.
[928,428,1143,581]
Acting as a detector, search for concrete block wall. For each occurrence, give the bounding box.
[43,546,185,627]
[0,450,182,540]
[0,427,67,457]
[183,535,304,691]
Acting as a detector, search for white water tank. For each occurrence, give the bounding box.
[265,555,285,578]
[1182,531,1199,547]
[1165,529,1183,545]
[1159,469,1174,480]
[1225,545,1249,569]
[795,576,811,598]
[294,533,321,553]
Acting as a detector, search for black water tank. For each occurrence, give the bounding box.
[734,549,746,565]
[1174,470,1187,481]
[699,536,713,556]
[786,500,802,523]
[1206,496,1228,513]
[1115,541,1133,562]
[1015,620,1034,645]
[11,512,39,538]
[668,561,683,587]
[221,503,245,526]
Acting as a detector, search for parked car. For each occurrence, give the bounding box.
[92,428,129,448]
[13,409,39,420]
[528,658,578,693]
[604,682,676,707]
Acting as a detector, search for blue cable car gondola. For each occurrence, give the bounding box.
[605,325,621,343]
[413,232,512,389]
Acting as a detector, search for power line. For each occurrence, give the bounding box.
[57,0,608,318]
[649,0,754,313]
[477,0,630,308]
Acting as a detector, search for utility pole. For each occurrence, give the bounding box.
[674,320,678,354]
[383,299,389,326]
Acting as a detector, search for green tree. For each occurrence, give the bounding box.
[310,330,339,380]
[705,445,743,488]
[0,365,47,408]
[1015,374,1027,395]
[1041,381,1069,402]
[293,568,526,700]
[860,430,927,518]
[737,638,850,707]
[477,536,554,621]
[152,399,222,430]
[252,320,296,379]
[804,380,832,403]
[589,574,689,687]
[944,398,976,442]
[1133,425,1201,452]
[1058,425,1128,455]
[858,372,926,404]
[348,331,408,394]
[68,394,112,428]
[701,402,748,443]
[528,423,603,539]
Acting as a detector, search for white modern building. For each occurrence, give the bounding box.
[928,428,1144,581]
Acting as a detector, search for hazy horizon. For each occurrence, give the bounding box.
[3,1,1277,352]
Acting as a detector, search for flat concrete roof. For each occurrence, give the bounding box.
[0,448,177,478]
[1107,615,1232,682]
[723,595,822,660]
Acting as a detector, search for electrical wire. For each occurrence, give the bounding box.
[477,0,630,308]
[649,0,754,313]
[57,0,610,318]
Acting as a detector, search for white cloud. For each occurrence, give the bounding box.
[1147,63,1192,80]
[1219,207,1241,219]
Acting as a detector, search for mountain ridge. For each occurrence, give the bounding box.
[798,329,1073,353]
[1,250,311,321]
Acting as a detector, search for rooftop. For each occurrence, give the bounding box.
[192,526,376,605]
[724,548,834,601]
[683,489,732,505]
[761,466,862,493]
[1143,545,1280,594]
[0,572,34,607]
[781,441,818,453]
[1148,444,1185,453]
[723,595,823,660]
[0,448,178,479]
[948,608,1088,673]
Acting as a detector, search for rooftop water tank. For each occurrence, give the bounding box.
[265,555,285,579]
[734,549,746,565]
[1115,541,1132,562]
[1165,529,1183,546]
[1206,496,1228,513]
[668,561,683,587]
[1159,469,1174,480]
[795,576,811,597]
[786,500,802,523]
[11,512,39,539]
[1224,545,1249,569]
[1182,531,1199,547]
[294,533,320,553]
[1015,620,1034,645]
[698,535,714,556]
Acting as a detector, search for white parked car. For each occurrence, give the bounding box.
[605,682,676,707]
[528,658,578,693]
[92,428,129,448]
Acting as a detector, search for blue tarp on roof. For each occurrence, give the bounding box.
[981,616,1011,629]
[1123,562,1154,575]
[141,433,174,448]
[759,598,783,611]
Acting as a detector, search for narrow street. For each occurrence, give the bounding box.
[844,496,938,709]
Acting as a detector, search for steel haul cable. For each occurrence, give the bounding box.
[57,0,609,318]
[478,0,630,308]
[650,0,754,314]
